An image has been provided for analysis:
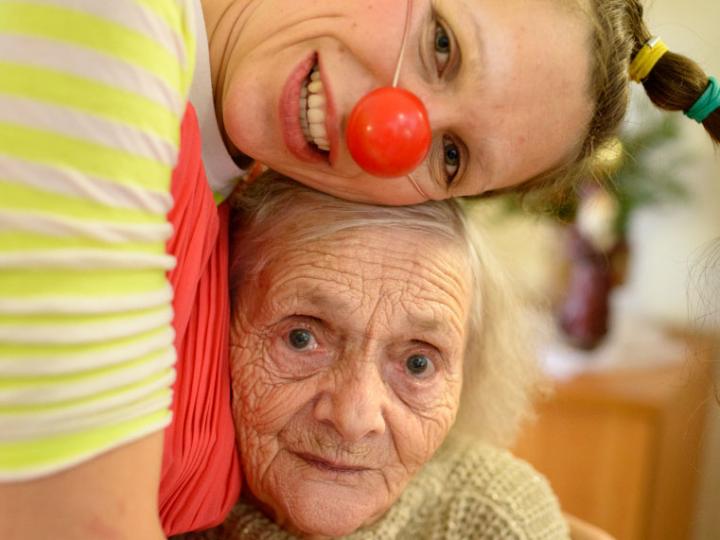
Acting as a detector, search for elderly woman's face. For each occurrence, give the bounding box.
[230,226,471,537]
[215,0,592,204]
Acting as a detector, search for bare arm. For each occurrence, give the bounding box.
[0,435,166,540]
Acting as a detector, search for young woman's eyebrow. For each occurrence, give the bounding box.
[435,0,486,85]
[431,0,491,194]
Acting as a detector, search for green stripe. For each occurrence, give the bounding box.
[0,268,167,298]
[0,62,179,144]
[0,348,170,388]
[214,190,229,205]
[0,180,166,225]
[0,122,172,192]
[0,408,170,471]
[0,327,168,359]
[0,3,181,93]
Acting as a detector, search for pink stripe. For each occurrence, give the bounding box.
[0,156,172,213]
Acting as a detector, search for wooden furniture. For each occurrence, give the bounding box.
[513,338,715,540]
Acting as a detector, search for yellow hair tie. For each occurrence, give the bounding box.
[629,37,669,82]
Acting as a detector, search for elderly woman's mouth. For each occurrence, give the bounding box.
[293,451,370,474]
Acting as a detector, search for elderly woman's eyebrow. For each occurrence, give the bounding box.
[296,291,460,341]
[299,290,355,317]
[405,310,462,345]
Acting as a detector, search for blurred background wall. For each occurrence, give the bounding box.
[629,1,720,330]
[638,2,719,539]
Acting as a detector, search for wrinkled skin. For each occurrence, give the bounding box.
[202,0,594,204]
[229,228,472,538]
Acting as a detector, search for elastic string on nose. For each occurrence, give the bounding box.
[392,0,414,88]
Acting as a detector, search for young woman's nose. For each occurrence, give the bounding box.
[312,361,387,443]
[346,87,431,177]
[414,90,454,131]
[344,0,431,177]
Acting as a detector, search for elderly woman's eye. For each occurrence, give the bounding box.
[287,328,316,351]
[442,135,460,184]
[405,354,433,377]
[434,21,451,75]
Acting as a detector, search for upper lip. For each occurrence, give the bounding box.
[294,451,370,472]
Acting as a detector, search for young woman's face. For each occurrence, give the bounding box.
[213,0,593,204]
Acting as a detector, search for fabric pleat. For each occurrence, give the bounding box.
[160,102,240,536]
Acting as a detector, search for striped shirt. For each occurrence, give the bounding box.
[0,0,196,480]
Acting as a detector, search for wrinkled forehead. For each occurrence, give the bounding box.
[260,221,469,286]
[236,221,474,337]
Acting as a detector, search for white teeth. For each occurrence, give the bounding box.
[307,108,324,123]
[309,122,325,138]
[308,94,325,108]
[299,65,329,152]
[307,80,323,93]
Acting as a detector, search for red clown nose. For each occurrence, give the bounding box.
[346,87,431,178]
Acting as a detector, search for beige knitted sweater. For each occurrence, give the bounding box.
[181,440,569,539]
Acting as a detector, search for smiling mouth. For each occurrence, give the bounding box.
[299,62,330,155]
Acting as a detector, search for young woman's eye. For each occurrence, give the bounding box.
[287,328,316,351]
[434,22,452,75]
[442,135,460,184]
[405,354,435,378]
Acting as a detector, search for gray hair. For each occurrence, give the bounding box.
[228,172,543,447]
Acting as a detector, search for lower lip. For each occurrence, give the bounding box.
[294,452,368,475]
[280,54,326,164]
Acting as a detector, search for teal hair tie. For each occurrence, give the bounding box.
[685,76,720,123]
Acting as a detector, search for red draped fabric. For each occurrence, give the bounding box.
[160,102,241,535]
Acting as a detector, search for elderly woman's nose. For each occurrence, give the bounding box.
[312,362,387,443]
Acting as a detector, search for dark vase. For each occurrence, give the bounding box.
[558,227,614,350]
